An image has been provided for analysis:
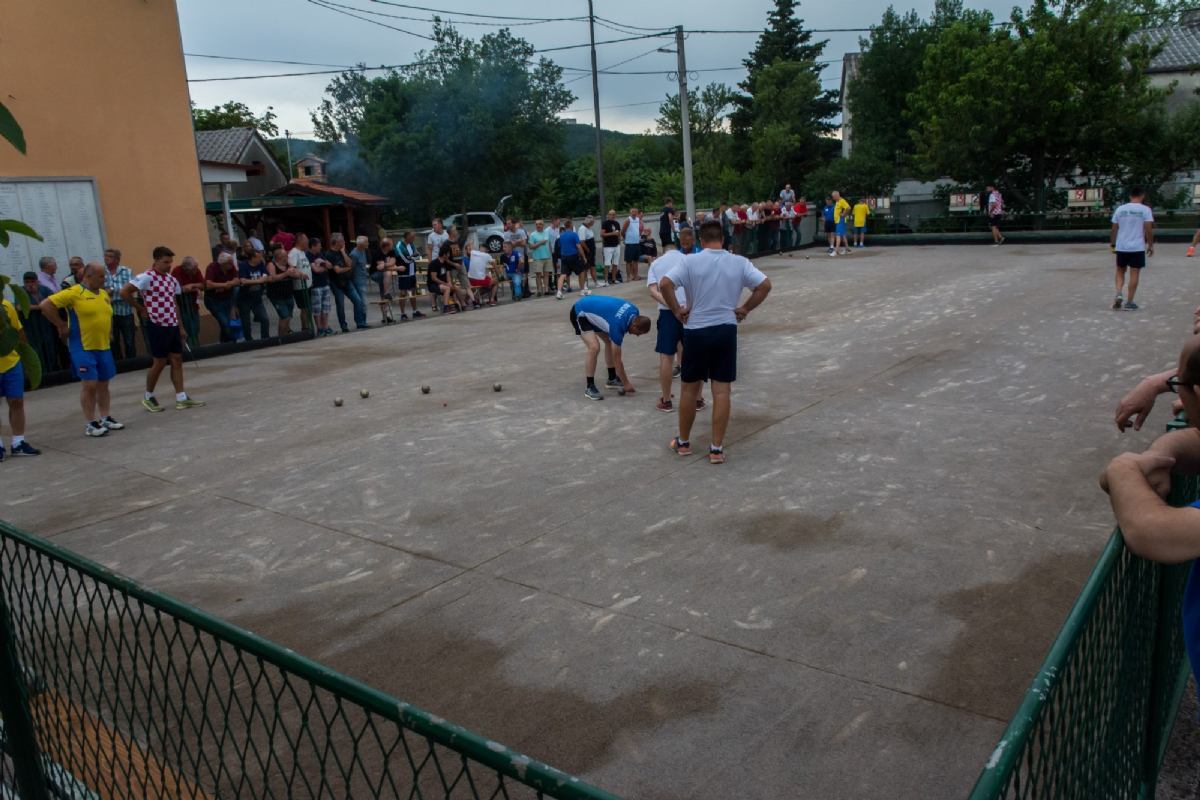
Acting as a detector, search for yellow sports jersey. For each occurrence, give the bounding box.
[0,299,21,372]
[834,198,851,223]
[49,285,112,351]
[852,203,870,227]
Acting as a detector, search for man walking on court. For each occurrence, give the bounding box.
[40,262,124,437]
[659,219,772,464]
[569,294,651,401]
[1110,186,1154,311]
[987,184,1005,245]
[121,246,206,412]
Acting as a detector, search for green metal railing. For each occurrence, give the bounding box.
[0,520,620,800]
[969,473,1198,799]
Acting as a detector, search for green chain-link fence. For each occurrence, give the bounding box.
[969,471,1198,799]
[0,519,620,800]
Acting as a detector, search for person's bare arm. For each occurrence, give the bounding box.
[611,344,634,392]
[735,278,772,322]
[1145,220,1155,256]
[38,298,68,338]
[1115,369,1177,431]
[647,278,665,306]
[659,276,688,324]
[119,283,143,314]
[1103,451,1200,563]
[1110,223,1119,250]
[1145,427,1200,475]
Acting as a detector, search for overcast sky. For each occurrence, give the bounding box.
[180,0,1012,137]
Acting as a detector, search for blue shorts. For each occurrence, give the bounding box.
[835,221,847,236]
[0,362,23,399]
[655,309,683,355]
[854,226,866,234]
[70,346,116,382]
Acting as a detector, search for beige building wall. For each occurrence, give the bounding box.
[0,0,207,272]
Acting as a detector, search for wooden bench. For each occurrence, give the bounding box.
[30,687,214,799]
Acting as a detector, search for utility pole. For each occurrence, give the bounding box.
[674,26,695,223]
[284,129,294,179]
[588,0,606,217]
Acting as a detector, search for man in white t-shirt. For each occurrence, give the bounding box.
[467,241,499,305]
[287,233,314,332]
[659,219,771,464]
[1110,186,1154,311]
[647,226,706,414]
[622,208,643,281]
[578,215,603,288]
[426,218,450,261]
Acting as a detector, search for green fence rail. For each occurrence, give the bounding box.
[0,519,620,800]
[969,473,1198,799]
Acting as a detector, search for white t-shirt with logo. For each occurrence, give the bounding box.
[1112,202,1154,253]
[427,230,450,259]
[287,247,311,289]
[663,248,767,329]
[646,249,688,311]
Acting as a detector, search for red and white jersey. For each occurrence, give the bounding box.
[128,269,181,326]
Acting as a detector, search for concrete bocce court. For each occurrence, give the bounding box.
[3,242,1188,798]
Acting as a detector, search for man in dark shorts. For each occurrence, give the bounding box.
[647,226,706,413]
[555,217,588,299]
[1110,186,1154,311]
[122,246,206,412]
[601,209,622,284]
[659,219,771,464]
[986,184,1005,246]
[569,294,651,401]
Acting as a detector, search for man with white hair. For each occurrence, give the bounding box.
[349,236,372,329]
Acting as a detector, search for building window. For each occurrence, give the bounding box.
[304,166,314,176]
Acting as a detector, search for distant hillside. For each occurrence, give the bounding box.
[562,124,668,160]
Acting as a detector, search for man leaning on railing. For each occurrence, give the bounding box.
[1102,332,1200,699]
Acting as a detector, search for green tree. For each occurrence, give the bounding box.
[908,0,1168,210]
[747,61,835,192]
[847,4,960,166]
[192,101,278,137]
[310,69,373,144]
[730,0,838,164]
[803,151,897,200]
[655,83,737,150]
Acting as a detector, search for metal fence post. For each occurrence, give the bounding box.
[0,595,49,800]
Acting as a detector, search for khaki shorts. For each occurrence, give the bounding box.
[531,258,553,274]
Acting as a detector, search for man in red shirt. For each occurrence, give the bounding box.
[269,223,296,253]
[170,256,205,348]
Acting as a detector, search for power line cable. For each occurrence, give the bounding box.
[186,53,356,69]
[356,0,582,22]
[306,0,431,40]
[310,0,574,27]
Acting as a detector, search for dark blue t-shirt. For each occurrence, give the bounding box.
[822,205,835,222]
[238,260,268,296]
[504,252,521,275]
[559,230,581,257]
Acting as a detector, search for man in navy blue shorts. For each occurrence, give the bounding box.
[659,219,772,464]
[569,294,650,401]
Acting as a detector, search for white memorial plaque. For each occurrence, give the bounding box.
[0,179,105,282]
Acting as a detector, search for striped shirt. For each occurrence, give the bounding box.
[104,265,134,317]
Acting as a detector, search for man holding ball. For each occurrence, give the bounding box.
[659,219,772,464]
[569,294,651,401]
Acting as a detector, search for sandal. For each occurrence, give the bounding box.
[669,437,692,456]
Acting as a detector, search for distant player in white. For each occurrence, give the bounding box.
[1110,186,1154,311]
[659,219,772,464]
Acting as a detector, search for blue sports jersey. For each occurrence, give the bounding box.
[559,230,581,257]
[822,205,835,222]
[574,295,639,346]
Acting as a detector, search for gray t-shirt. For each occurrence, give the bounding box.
[427,230,450,259]
[1112,202,1154,253]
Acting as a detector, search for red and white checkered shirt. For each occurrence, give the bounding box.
[128,269,180,326]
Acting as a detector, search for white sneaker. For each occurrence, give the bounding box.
[582,288,591,296]
[598,281,608,287]
[556,291,564,300]
[829,251,837,257]
[85,421,109,438]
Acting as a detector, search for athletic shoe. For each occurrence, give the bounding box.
[400,314,409,321]
[829,251,837,258]
[1189,246,1196,257]
[582,288,591,297]
[142,396,164,413]
[175,397,206,410]
[85,421,109,438]
[340,327,351,333]
[584,386,604,401]
[605,377,622,387]
[598,281,608,287]
[669,437,692,456]
[412,311,426,319]
[316,329,326,337]
[357,324,371,330]
[1112,294,1124,310]
[999,237,1006,245]
[672,365,681,378]
[1124,301,1139,310]
[10,441,40,456]
[696,398,706,411]
[656,397,675,412]
[708,448,726,465]
[101,416,125,430]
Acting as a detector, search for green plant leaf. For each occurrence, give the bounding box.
[0,219,41,242]
[0,324,18,357]
[0,101,25,154]
[17,341,41,390]
[10,283,30,316]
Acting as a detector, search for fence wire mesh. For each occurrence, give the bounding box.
[970,474,1199,799]
[0,520,618,800]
